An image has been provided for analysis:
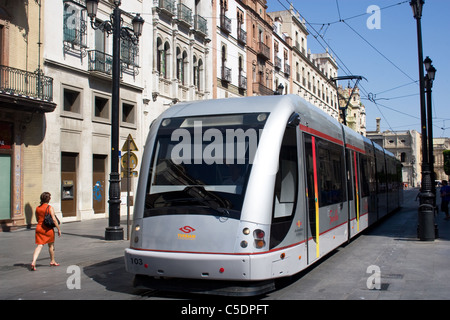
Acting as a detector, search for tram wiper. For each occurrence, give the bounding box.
[183,186,231,217]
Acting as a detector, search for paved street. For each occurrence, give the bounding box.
[0,188,449,302]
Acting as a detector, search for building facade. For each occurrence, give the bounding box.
[0,0,56,229]
[338,84,366,136]
[152,0,212,106]
[41,0,150,222]
[367,118,421,187]
[433,138,450,182]
[269,7,339,121]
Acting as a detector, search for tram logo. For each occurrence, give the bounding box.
[178,226,196,240]
[179,226,196,233]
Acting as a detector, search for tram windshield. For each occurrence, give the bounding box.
[144,113,269,219]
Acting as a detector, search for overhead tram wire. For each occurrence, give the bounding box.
[342,20,417,84]
[277,0,384,129]
[311,1,419,132]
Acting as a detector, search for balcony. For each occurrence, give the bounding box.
[220,14,232,33]
[274,57,282,70]
[221,66,231,83]
[194,14,207,36]
[157,0,176,16]
[88,50,113,75]
[177,3,193,27]
[284,62,290,76]
[238,74,247,90]
[0,65,55,112]
[237,28,247,44]
[252,82,273,96]
[257,42,270,60]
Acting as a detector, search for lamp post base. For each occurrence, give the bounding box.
[105,226,124,241]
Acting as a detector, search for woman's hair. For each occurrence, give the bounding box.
[40,192,51,205]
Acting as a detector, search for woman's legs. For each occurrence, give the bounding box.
[48,242,58,265]
[31,244,44,267]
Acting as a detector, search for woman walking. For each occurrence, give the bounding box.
[30,192,61,271]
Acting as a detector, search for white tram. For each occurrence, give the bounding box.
[124,95,402,295]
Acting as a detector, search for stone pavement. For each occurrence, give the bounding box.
[0,188,449,300]
[0,218,136,300]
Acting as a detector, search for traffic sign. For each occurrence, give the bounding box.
[121,151,138,170]
[121,134,138,152]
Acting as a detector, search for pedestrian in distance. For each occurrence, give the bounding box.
[440,180,450,221]
[30,192,62,271]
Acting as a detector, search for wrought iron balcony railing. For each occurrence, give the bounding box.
[220,14,232,33]
[0,65,54,101]
[157,0,176,15]
[238,74,247,90]
[221,66,231,83]
[194,14,207,35]
[177,3,193,27]
[88,50,113,75]
[237,28,247,44]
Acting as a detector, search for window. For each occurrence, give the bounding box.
[122,101,136,125]
[63,88,81,114]
[270,119,299,248]
[176,48,187,85]
[94,95,110,120]
[121,38,139,68]
[273,126,298,218]
[157,41,170,78]
[63,1,87,49]
[401,152,406,163]
[316,138,345,206]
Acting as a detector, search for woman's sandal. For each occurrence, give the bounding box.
[50,262,60,266]
[30,264,36,271]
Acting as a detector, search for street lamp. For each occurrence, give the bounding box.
[424,58,437,201]
[410,0,435,241]
[86,0,144,240]
[275,83,284,95]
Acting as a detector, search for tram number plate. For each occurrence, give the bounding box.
[130,257,143,265]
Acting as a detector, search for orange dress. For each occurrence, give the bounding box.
[35,204,55,245]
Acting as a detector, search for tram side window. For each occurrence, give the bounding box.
[359,154,370,198]
[273,126,298,219]
[316,138,345,207]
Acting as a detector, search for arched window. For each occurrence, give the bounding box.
[197,59,203,91]
[176,48,187,84]
[157,40,170,78]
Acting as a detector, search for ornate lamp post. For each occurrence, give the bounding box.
[410,0,435,241]
[86,0,144,240]
[424,57,437,201]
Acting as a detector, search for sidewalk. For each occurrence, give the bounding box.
[0,188,449,300]
[0,218,139,300]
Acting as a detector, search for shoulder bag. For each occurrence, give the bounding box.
[43,205,60,228]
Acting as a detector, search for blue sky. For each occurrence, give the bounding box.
[267,0,449,136]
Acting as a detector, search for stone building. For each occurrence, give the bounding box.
[40,0,149,222]
[338,84,366,136]
[0,0,56,229]
[367,118,421,187]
